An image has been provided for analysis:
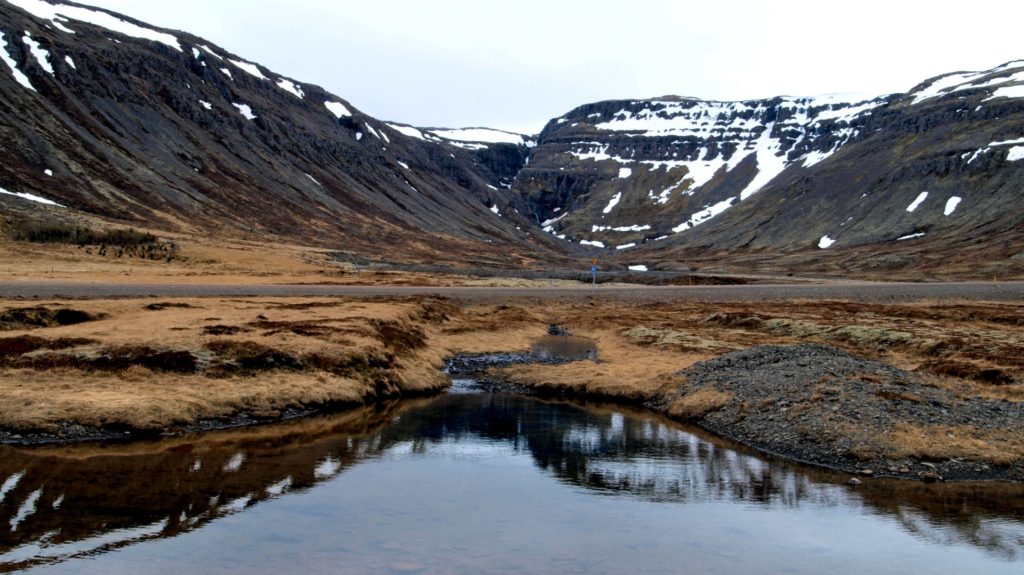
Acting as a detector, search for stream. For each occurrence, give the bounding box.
[1,386,1023,574]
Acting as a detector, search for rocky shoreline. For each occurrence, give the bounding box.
[452,344,1024,483]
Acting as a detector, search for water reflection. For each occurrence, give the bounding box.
[1,393,1023,572]
[530,335,598,361]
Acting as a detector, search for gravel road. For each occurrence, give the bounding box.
[1,281,1022,302]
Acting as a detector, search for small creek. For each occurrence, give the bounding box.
[1,378,1023,573]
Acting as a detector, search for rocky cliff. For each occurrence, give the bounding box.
[515,62,1024,276]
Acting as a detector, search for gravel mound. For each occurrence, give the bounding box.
[673,344,1024,481]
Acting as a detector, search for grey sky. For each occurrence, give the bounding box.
[76,0,1023,134]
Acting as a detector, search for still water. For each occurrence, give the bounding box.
[1,388,1023,574]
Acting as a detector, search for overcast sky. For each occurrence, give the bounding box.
[76,0,1023,134]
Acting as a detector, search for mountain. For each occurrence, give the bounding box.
[0,0,552,268]
[512,64,1024,277]
[2,0,1023,278]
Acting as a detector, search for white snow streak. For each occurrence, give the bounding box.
[985,84,1024,101]
[615,243,636,250]
[8,0,181,50]
[618,167,632,179]
[818,235,835,249]
[324,101,351,118]
[0,186,63,206]
[0,33,35,91]
[387,124,425,139]
[897,232,926,241]
[232,103,256,120]
[672,198,735,233]
[429,128,525,145]
[22,32,53,75]
[276,78,303,98]
[63,54,75,69]
[229,59,266,80]
[905,191,928,212]
[199,100,212,110]
[602,192,622,214]
[1007,146,1024,161]
[628,265,648,272]
[944,196,962,216]
[489,205,500,215]
[579,240,605,248]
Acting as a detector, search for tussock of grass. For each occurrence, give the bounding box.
[666,389,734,419]
[887,424,1024,465]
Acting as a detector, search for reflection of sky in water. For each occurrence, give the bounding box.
[1,393,1022,574]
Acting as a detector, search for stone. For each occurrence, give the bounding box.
[847,478,862,485]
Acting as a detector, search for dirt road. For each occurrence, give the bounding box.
[0,281,1022,302]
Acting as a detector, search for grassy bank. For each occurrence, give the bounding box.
[1,294,1022,481]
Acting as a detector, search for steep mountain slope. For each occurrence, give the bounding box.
[2,0,1022,278]
[0,0,546,267]
[516,62,1024,277]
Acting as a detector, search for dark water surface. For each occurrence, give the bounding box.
[2,388,1023,574]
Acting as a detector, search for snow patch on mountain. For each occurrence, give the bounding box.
[232,103,256,120]
[324,101,351,119]
[672,198,735,233]
[22,32,53,75]
[429,128,527,145]
[602,192,622,214]
[229,59,266,80]
[0,32,35,91]
[0,185,63,206]
[906,192,928,212]
[8,0,182,51]
[276,78,303,99]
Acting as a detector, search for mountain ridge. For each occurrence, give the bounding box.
[2,0,1023,278]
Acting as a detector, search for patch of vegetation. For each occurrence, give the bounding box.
[202,325,248,335]
[12,222,156,245]
[204,340,304,374]
[0,306,101,330]
[0,335,97,359]
[372,320,426,354]
[665,389,734,419]
[8,344,197,373]
[10,222,178,260]
[145,302,196,311]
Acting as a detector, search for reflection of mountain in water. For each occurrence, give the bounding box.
[2,393,1023,571]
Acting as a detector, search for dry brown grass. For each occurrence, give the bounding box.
[666,389,735,419]
[495,329,699,402]
[885,423,1024,465]
[0,296,450,431]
